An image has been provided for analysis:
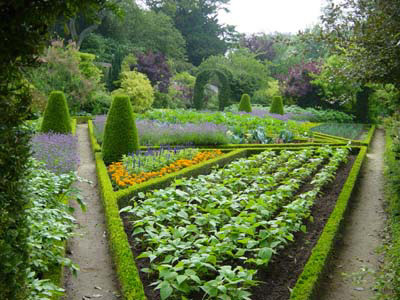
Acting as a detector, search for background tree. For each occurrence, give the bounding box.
[145,0,234,66]
[322,0,400,92]
[0,2,113,298]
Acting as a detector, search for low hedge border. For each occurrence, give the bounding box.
[88,120,101,153]
[73,115,93,124]
[290,145,368,300]
[95,152,146,300]
[71,118,77,135]
[382,129,400,297]
[363,124,376,145]
[115,149,248,207]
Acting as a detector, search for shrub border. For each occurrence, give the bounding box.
[73,116,93,124]
[382,128,400,297]
[290,145,368,299]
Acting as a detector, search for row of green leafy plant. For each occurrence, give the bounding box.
[122,146,349,299]
[25,159,81,300]
[139,109,312,144]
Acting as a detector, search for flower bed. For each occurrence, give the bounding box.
[93,115,229,146]
[108,148,223,190]
[122,146,350,300]
[31,133,79,174]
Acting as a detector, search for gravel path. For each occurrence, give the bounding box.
[319,129,386,299]
[63,124,119,300]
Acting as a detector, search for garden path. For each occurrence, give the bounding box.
[319,129,386,299]
[63,124,119,300]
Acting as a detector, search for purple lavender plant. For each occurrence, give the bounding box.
[31,133,79,174]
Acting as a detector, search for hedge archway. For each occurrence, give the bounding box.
[193,69,231,111]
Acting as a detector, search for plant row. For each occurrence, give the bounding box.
[122,146,350,299]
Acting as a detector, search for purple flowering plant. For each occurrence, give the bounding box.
[31,133,80,174]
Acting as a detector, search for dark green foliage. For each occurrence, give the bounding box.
[270,96,284,115]
[0,1,112,298]
[354,86,372,123]
[41,91,72,134]
[102,95,140,164]
[193,69,231,111]
[107,48,124,91]
[238,94,252,112]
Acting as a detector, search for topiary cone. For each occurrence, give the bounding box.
[270,96,284,115]
[40,91,72,133]
[102,94,140,164]
[238,93,252,112]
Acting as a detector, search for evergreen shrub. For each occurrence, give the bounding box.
[238,93,252,112]
[40,91,72,133]
[270,96,284,115]
[102,94,140,164]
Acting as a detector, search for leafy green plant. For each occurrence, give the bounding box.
[270,95,284,115]
[102,94,140,164]
[122,146,349,299]
[238,93,252,112]
[40,91,72,134]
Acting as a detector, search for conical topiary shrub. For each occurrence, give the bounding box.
[270,96,284,115]
[238,93,252,112]
[102,94,140,164]
[40,91,72,133]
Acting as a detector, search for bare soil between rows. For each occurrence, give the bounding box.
[121,154,356,300]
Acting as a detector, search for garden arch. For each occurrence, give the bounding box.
[193,69,231,111]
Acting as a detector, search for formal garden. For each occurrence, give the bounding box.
[2,1,400,300]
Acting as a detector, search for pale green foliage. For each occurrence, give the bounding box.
[112,71,154,113]
[121,54,137,73]
[168,72,196,108]
[253,80,282,105]
[311,55,360,105]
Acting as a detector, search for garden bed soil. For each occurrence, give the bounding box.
[121,154,356,300]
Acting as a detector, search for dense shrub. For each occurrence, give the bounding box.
[238,94,252,112]
[112,71,154,113]
[40,91,72,134]
[270,96,284,115]
[102,95,140,164]
[26,40,108,114]
[168,72,196,108]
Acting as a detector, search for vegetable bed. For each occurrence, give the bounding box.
[120,146,354,300]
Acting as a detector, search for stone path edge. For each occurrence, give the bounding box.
[289,145,369,300]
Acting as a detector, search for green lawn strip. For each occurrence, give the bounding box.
[383,129,400,297]
[290,145,368,300]
[95,152,147,300]
[311,132,348,144]
[115,149,247,207]
[312,125,376,146]
[88,119,101,153]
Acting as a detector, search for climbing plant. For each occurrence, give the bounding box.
[193,69,231,111]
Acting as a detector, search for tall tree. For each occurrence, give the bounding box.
[322,0,400,89]
[145,0,234,66]
[0,1,112,298]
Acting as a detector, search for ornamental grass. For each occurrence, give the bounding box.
[108,149,223,189]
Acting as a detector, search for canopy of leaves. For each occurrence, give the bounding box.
[198,49,271,101]
[322,0,400,90]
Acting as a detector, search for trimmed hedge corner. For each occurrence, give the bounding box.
[41,91,72,134]
[290,146,368,300]
[95,152,146,300]
[102,95,140,164]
